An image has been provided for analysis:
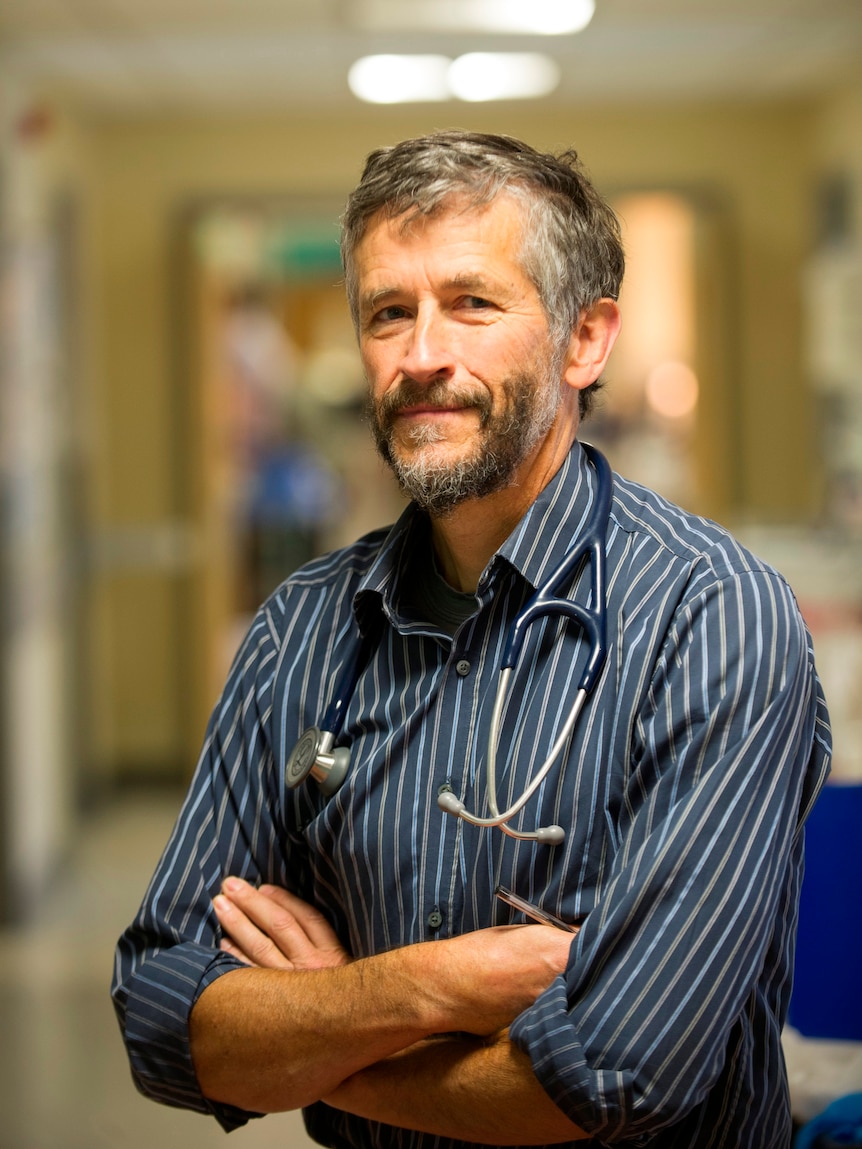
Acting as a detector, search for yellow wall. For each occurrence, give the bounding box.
[81,98,828,780]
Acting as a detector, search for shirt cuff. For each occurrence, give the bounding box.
[510,976,649,1147]
[117,942,260,1133]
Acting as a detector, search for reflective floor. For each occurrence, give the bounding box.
[0,789,316,1149]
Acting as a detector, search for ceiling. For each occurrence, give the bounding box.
[1,0,861,116]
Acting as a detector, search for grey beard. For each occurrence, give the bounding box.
[368,368,561,517]
[388,444,517,517]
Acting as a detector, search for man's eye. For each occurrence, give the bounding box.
[462,296,493,310]
[376,305,409,322]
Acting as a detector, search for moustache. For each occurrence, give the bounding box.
[375,379,492,425]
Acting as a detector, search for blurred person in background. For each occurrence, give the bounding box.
[112,131,831,1148]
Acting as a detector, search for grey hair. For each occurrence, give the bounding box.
[340,130,625,418]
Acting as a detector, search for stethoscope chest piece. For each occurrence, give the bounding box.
[285,726,350,797]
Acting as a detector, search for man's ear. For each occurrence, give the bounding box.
[562,299,622,394]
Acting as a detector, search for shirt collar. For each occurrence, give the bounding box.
[353,504,428,634]
[493,440,597,592]
[353,440,600,629]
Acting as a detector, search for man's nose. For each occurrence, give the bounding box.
[398,308,456,383]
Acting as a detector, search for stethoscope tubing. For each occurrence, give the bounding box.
[438,443,612,843]
[501,442,610,691]
[287,443,613,847]
[482,675,590,838]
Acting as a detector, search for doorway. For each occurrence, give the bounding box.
[180,200,406,747]
[593,190,737,520]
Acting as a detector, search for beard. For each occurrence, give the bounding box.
[367,356,563,517]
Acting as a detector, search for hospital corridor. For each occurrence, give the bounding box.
[2,1,862,1146]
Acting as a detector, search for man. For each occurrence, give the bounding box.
[112,131,831,1148]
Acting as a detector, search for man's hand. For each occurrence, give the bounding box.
[427,919,574,1037]
[213,878,350,970]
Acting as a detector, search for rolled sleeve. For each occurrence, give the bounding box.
[112,941,254,1130]
[511,569,831,1143]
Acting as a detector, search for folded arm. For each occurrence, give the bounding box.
[192,878,580,1130]
[324,1033,592,1144]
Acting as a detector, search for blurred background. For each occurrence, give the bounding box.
[1,1,861,1146]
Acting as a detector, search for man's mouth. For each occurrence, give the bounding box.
[395,402,473,418]
[372,379,493,442]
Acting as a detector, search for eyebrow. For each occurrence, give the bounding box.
[359,273,500,317]
[445,272,495,294]
[359,286,401,317]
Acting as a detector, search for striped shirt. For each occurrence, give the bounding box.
[112,441,831,1148]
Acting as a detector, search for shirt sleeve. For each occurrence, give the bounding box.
[509,566,832,1144]
[110,605,285,1132]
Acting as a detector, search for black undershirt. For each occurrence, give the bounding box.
[403,537,478,637]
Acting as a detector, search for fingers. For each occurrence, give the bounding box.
[212,888,294,969]
[213,878,349,971]
[218,933,255,966]
[256,884,347,953]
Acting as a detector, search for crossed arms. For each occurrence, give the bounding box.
[190,879,590,1144]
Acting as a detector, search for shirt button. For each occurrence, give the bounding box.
[455,659,471,676]
[427,908,443,930]
[438,781,453,795]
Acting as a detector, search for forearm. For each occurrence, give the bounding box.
[190,924,571,1114]
[190,948,445,1113]
[325,1032,591,1145]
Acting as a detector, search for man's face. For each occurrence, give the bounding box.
[353,196,566,516]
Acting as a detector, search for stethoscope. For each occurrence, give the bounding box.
[285,443,612,848]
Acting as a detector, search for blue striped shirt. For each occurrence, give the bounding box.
[112,442,831,1148]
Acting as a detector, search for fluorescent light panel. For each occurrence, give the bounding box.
[349,53,561,104]
[353,0,595,36]
[449,54,561,102]
[348,55,451,103]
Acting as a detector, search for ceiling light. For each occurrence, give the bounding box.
[349,52,561,104]
[347,55,451,103]
[353,0,595,36]
[448,53,561,102]
[469,0,595,35]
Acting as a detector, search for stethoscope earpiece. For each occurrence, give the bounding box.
[436,791,466,817]
[534,825,566,846]
[437,790,564,845]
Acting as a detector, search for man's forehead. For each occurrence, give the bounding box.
[359,191,525,247]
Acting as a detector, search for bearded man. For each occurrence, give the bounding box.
[113,131,831,1149]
